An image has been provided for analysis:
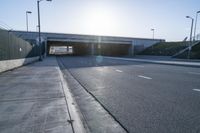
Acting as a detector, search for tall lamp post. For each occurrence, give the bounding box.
[186,16,194,59]
[151,28,155,39]
[151,29,155,52]
[26,11,32,32]
[37,0,52,61]
[193,11,200,41]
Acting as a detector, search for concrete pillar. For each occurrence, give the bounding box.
[91,43,94,55]
[129,40,134,56]
[67,45,69,52]
[44,40,47,57]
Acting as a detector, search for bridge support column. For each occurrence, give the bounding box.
[129,40,134,56]
[91,43,95,55]
[44,40,47,57]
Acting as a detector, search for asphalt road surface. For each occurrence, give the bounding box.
[58,56,200,133]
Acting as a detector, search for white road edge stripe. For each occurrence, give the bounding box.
[138,75,152,80]
[115,69,123,73]
[193,89,200,92]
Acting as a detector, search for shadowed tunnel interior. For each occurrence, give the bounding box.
[47,41,131,56]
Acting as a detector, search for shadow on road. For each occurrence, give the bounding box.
[57,55,148,69]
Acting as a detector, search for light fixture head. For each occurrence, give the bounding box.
[26,11,32,14]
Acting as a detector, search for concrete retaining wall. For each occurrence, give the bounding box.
[0,56,39,73]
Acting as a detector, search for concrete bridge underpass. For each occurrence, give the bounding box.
[13,31,165,56]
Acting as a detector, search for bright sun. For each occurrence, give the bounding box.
[84,7,117,35]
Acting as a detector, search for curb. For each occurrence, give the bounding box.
[57,65,87,133]
[57,57,127,133]
[104,56,200,67]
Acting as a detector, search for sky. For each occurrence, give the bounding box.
[0,0,200,41]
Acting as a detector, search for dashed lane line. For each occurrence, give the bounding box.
[193,89,200,92]
[115,69,123,73]
[138,75,152,80]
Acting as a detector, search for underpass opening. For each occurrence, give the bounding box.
[47,41,73,55]
[47,41,91,56]
[47,40,131,56]
[49,46,73,55]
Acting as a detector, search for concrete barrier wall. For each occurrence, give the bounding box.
[0,56,39,73]
[0,29,40,61]
[0,28,42,73]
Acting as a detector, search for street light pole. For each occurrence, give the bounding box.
[193,11,200,41]
[37,0,42,61]
[26,11,32,32]
[37,0,52,61]
[151,29,155,39]
[150,29,155,52]
[186,16,194,59]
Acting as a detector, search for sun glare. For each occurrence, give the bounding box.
[84,7,117,35]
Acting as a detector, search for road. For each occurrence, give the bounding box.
[58,56,200,133]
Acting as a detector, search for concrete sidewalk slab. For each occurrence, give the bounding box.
[0,57,74,133]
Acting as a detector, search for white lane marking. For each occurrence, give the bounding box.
[115,69,123,73]
[193,89,200,92]
[188,72,200,75]
[138,75,152,80]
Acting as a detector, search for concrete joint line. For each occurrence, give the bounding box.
[0,97,64,103]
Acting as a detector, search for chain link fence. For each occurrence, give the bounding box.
[0,28,40,61]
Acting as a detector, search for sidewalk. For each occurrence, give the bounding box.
[133,55,200,62]
[0,57,77,133]
[104,56,200,67]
